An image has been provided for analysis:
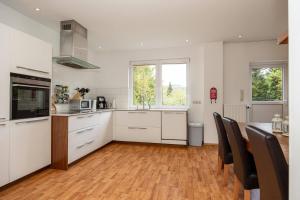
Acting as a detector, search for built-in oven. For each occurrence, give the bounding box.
[10,73,51,120]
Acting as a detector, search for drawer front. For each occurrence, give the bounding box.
[68,126,98,164]
[69,113,101,132]
[115,111,161,128]
[114,125,161,143]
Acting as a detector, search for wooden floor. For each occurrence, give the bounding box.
[0,142,236,200]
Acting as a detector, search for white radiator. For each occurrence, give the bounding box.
[223,104,247,122]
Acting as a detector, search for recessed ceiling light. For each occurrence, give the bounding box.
[186,39,189,43]
[238,34,243,39]
[35,8,40,11]
[98,45,102,49]
[140,42,144,46]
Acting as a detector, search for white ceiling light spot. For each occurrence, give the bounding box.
[35,8,40,11]
[238,34,243,39]
[98,45,102,49]
[140,42,144,46]
[185,39,189,43]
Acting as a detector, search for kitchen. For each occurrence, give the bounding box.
[0,0,299,199]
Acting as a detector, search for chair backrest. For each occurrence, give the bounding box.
[213,112,231,161]
[222,117,255,185]
[246,126,288,200]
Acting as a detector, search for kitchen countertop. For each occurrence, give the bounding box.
[51,108,188,117]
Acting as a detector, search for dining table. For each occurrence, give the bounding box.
[238,122,289,163]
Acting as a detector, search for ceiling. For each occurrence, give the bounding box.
[0,0,288,51]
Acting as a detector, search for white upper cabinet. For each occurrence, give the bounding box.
[0,121,10,187]
[10,29,52,77]
[10,117,51,181]
[0,23,11,121]
[162,111,187,140]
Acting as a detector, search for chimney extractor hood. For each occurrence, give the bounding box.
[53,20,100,69]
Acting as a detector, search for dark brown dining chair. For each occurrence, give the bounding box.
[246,126,288,200]
[222,117,259,200]
[213,112,233,186]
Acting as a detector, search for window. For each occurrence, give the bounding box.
[162,64,187,106]
[129,59,189,108]
[251,63,285,102]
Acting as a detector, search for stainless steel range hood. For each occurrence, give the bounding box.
[53,20,100,69]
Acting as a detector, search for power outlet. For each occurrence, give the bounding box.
[192,100,202,104]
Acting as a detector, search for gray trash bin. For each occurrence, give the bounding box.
[188,122,204,146]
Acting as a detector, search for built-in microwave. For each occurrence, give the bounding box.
[69,99,92,110]
[10,73,51,120]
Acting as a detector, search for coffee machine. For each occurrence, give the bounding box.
[96,96,108,109]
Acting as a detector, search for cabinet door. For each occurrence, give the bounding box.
[114,126,161,143]
[162,111,187,140]
[0,121,10,187]
[10,117,51,181]
[0,23,11,121]
[11,29,52,77]
[99,112,113,145]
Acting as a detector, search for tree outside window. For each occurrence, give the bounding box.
[252,67,283,101]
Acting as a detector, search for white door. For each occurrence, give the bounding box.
[10,117,51,181]
[0,23,11,121]
[0,121,10,187]
[10,29,52,77]
[162,111,187,140]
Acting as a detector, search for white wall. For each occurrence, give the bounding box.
[203,42,224,143]
[224,41,288,105]
[289,0,300,198]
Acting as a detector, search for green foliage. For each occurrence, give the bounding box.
[167,82,173,96]
[133,66,156,105]
[163,86,186,106]
[252,67,283,101]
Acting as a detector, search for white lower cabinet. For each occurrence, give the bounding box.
[10,117,51,181]
[115,126,161,143]
[67,111,113,164]
[68,125,99,164]
[0,121,10,187]
[162,111,187,145]
[114,111,162,143]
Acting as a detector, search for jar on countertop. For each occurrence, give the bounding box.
[272,114,283,133]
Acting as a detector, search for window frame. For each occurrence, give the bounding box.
[128,58,190,109]
[249,61,288,104]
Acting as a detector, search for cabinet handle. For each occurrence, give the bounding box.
[16,118,49,125]
[0,123,7,126]
[86,140,95,145]
[77,115,94,119]
[0,117,7,120]
[128,127,147,130]
[75,128,94,134]
[128,111,147,114]
[176,112,185,115]
[16,66,49,75]
[76,144,86,149]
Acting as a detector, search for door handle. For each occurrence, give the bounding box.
[0,123,7,127]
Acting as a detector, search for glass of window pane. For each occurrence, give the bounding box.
[252,67,283,101]
[162,64,187,106]
[132,65,156,106]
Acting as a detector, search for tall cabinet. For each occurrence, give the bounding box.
[0,23,11,122]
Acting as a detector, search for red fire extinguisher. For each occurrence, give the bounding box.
[210,87,217,104]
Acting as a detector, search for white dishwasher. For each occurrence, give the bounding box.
[162,111,187,145]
